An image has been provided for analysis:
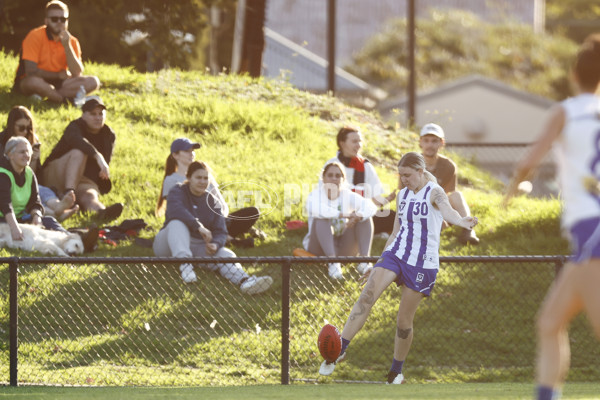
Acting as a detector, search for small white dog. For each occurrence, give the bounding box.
[0,223,84,257]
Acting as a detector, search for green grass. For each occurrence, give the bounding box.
[0,50,565,259]
[1,383,600,400]
[0,50,591,388]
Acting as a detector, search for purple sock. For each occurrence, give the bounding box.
[391,358,404,374]
[341,338,350,354]
[536,386,559,400]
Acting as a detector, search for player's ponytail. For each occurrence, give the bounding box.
[423,170,437,183]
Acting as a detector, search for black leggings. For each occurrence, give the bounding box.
[226,207,260,237]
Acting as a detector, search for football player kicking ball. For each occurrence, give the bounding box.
[319,152,478,383]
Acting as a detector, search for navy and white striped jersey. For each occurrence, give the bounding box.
[385,181,444,269]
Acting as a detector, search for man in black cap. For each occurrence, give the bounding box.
[40,96,122,222]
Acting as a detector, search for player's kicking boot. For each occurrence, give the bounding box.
[319,351,346,375]
[386,371,405,384]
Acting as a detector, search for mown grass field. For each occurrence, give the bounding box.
[1,383,600,400]
[0,50,597,395]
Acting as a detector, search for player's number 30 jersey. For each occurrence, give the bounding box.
[385,181,444,269]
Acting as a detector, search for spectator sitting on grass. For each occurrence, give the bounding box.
[303,161,378,280]
[0,137,98,253]
[0,105,78,221]
[12,0,100,104]
[153,160,273,294]
[418,123,479,245]
[39,96,122,222]
[156,137,265,247]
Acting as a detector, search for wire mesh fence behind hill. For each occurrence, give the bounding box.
[1,256,598,386]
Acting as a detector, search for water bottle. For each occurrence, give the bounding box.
[74,85,86,108]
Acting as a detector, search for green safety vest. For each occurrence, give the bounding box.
[0,166,33,218]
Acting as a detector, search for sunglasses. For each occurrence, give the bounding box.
[49,16,68,23]
[15,124,32,132]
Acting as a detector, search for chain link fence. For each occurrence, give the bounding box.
[446,143,557,198]
[1,256,598,387]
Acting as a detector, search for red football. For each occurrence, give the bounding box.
[318,324,342,363]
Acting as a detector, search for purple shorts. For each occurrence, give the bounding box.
[374,251,438,296]
[570,217,600,263]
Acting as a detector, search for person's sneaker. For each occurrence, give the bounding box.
[356,262,373,275]
[180,263,197,283]
[328,263,343,280]
[97,203,124,222]
[458,228,480,245]
[319,351,346,376]
[240,275,273,295]
[386,371,405,384]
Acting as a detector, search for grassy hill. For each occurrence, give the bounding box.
[0,50,567,258]
[1,51,589,387]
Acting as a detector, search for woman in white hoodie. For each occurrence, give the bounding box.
[303,161,378,279]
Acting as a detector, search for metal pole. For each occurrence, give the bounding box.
[327,0,336,94]
[280,258,291,384]
[231,0,247,73]
[407,0,416,126]
[9,258,18,386]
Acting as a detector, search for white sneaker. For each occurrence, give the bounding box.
[328,263,343,280]
[180,263,197,283]
[386,372,405,384]
[356,262,373,275]
[319,351,346,376]
[240,275,273,295]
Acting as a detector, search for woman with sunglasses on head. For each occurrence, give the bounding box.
[319,153,478,383]
[303,161,378,280]
[1,106,78,221]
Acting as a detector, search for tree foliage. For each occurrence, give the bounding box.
[546,0,600,44]
[0,0,236,71]
[346,10,579,101]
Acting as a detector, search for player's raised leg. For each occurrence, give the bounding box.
[342,268,397,341]
[319,268,396,376]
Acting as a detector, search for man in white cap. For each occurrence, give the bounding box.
[419,123,479,245]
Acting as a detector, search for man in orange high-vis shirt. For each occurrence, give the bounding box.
[13,0,100,104]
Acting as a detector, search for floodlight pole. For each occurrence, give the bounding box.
[407,0,416,126]
[327,0,336,95]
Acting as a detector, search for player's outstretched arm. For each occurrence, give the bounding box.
[432,187,478,230]
[502,104,566,208]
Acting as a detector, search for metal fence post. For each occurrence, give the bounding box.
[554,257,565,278]
[9,257,19,386]
[281,257,291,385]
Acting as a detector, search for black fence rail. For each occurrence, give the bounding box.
[1,255,598,387]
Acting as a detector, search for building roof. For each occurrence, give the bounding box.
[379,74,554,115]
[262,27,386,99]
